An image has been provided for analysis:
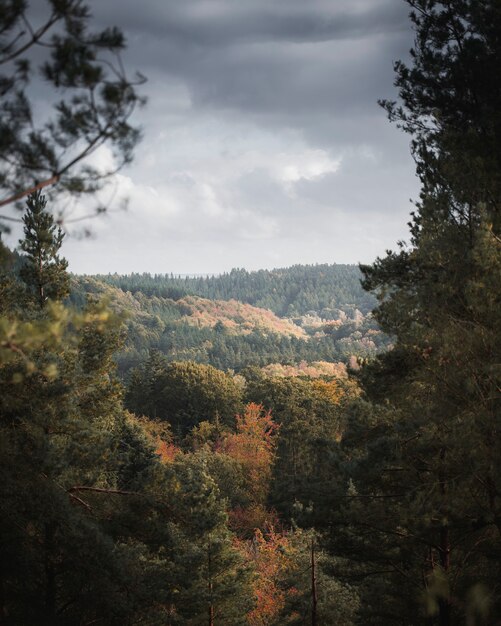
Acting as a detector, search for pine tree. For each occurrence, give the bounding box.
[330,2,501,624]
[19,191,69,308]
[0,0,145,212]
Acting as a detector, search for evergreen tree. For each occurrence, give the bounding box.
[2,219,251,624]
[324,2,501,624]
[19,191,69,308]
[163,453,253,625]
[246,376,349,520]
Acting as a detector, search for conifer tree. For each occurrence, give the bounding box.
[19,191,69,308]
[325,2,501,624]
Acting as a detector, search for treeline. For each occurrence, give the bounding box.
[93,263,377,316]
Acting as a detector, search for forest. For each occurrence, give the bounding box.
[69,267,389,375]
[0,1,500,625]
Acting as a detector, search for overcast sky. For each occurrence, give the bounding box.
[7,0,420,275]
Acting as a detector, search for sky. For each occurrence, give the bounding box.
[6,0,420,275]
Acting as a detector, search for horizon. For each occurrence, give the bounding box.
[73,260,363,279]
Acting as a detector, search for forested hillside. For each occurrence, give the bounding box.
[72,269,388,375]
[0,228,365,624]
[94,264,377,316]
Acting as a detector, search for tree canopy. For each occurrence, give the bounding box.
[328,1,501,623]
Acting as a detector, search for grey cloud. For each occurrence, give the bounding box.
[104,2,413,155]
[96,0,409,47]
[10,0,419,274]
[294,152,418,216]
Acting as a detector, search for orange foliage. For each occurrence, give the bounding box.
[237,526,294,626]
[261,360,347,379]
[130,414,181,464]
[311,378,344,404]
[178,296,307,338]
[155,440,181,464]
[220,404,278,536]
[229,505,279,538]
[221,403,278,507]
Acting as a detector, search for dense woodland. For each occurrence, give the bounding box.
[0,1,500,625]
[93,265,377,316]
[69,269,388,375]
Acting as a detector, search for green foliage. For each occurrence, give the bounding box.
[96,263,377,316]
[125,356,244,439]
[246,375,350,520]
[1,228,253,624]
[0,239,26,315]
[279,531,360,626]
[4,4,500,622]
[71,270,390,376]
[0,301,166,624]
[327,2,501,624]
[165,453,253,624]
[19,191,69,308]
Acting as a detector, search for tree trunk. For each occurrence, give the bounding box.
[438,448,451,626]
[44,522,57,623]
[37,248,45,308]
[311,538,318,626]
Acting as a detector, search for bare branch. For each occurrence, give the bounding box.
[68,492,93,512]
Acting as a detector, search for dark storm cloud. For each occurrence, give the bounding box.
[97,0,409,47]
[29,0,413,133]
[93,0,412,125]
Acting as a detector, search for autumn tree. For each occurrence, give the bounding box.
[242,526,294,626]
[220,403,278,535]
[240,526,360,626]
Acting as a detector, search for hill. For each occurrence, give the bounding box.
[72,265,390,377]
[93,263,377,316]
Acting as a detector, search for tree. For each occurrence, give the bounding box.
[242,526,295,626]
[0,237,25,314]
[220,403,278,536]
[164,453,253,625]
[379,0,501,238]
[0,0,145,220]
[335,1,501,624]
[0,297,166,624]
[2,222,254,624]
[125,359,244,440]
[240,526,360,626]
[19,191,69,308]
[246,375,349,520]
